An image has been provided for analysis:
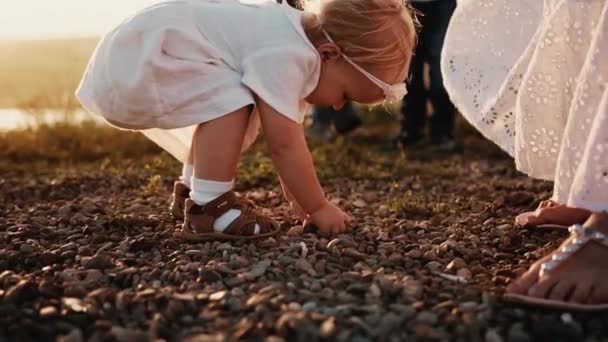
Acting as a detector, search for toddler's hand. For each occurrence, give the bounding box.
[309,201,352,236]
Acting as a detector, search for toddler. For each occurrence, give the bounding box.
[76,0,416,239]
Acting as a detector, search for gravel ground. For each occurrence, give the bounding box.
[1,125,607,341]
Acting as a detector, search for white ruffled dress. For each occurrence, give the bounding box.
[442,0,608,211]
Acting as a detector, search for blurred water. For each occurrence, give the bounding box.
[0,108,104,130]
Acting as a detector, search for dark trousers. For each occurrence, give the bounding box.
[401,0,456,140]
[312,102,360,133]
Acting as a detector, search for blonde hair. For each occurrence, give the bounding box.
[302,0,417,82]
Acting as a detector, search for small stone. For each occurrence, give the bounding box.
[38,280,62,297]
[57,329,83,342]
[19,243,34,254]
[446,258,466,271]
[216,243,232,251]
[368,283,382,297]
[295,258,317,277]
[457,268,472,280]
[224,276,245,287]
[287,225,304,236]
[415,311,438,325]
[198,270,222,283]
[388,252,405,263]
[185,250,203,256]
[343,248,367,261]
[302,301,317,311]
[412,324,445,339]
[458,301,478,312]
[287,302,301,311]
[485,329,504,342]
[63,297,87,313]
[497,224,512,231]
[425,261,442,272]
[505,192,534,206]
[61,242,78,251]
[210,291,227,301]
[407,249,422,259]
[243,260,271,279]
[109,326,148,342]
[82,254,114,270]
[507,323,530,342]
[4,280,37,303]
[39,306,58,318]
[433,300,455,311]
[353,199,367,208]
[423,250,438,260]
[320,317,336,337]
[363,192,378,203]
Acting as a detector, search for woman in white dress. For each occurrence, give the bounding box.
[442,0,608,310]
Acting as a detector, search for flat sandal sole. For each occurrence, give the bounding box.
[504,293,608,311]
[174,227,281,241]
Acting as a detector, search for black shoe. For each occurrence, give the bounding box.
[430,135,457,152]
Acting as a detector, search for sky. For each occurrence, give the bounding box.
[1,0,163,39]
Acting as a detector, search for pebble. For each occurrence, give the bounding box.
[19,243,34,254]
[209,291,227,301]
[320,317,336,337]
[485,329,504,342]
[457,268,473,280]
[4,280,37,303]
[287,225,304,236]
[295,258,317,276]
[446,258,466,271]
[458,301,478,312]
[82,254,114,270]
[507,323,530,342]
[407,249,422,259]
[425,261,442,272]
[3,142,607,341]
[302,301,318,312]
[39,306,58,318]
[57,329,83,342]
[415,311,438,325]
[353,199,367,208]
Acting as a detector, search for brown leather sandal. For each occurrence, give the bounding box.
[176,191,280,241]
[170,181,190,220]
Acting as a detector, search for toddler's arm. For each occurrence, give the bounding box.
[256,100,326,214]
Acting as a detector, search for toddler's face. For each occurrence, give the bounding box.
[306,43,402,110]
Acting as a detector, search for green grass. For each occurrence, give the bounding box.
[0,114,509,189]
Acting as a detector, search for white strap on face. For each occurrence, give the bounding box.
[322,30,408,102]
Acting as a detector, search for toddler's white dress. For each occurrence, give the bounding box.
[442,0,608,211]
[76,0,321,161]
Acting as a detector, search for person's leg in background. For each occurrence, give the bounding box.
[399,46,427,147]
[331,102,362,135]
[307,106,335,141]
[307,102,362,141]
[426,0,457,151]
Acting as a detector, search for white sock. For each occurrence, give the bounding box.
[180,164,193,189]
[190,177,259,234]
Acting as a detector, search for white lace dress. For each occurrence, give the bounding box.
[442,0,608,212]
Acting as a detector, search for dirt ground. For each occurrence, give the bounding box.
[1,122,607,341]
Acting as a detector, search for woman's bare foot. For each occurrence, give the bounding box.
[507,212,608,305]
[519,200,591,227]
